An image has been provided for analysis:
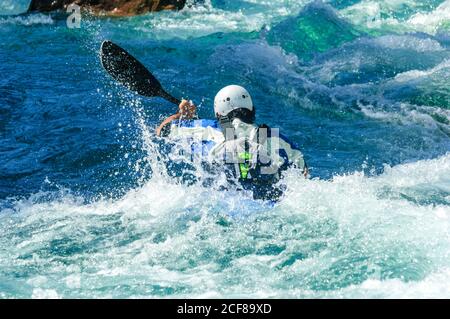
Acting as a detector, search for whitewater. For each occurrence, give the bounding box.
[0,0,449,298]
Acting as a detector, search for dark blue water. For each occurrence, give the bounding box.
[0,0,449,298]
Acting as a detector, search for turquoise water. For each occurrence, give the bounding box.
[0,0,449,298]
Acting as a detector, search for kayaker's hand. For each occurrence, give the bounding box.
[155,100,196,136]
[179,99,196,119]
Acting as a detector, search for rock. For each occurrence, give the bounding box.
[28,0,187,16]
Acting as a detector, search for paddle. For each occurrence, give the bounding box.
[100,40,181,106]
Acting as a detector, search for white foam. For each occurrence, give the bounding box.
[1,150,449,298]
[334,268,450,298]
[31,288,60,299]
[0,14,54,26]
[394,59,450,82]
[373,35,445,52]
[131,0,310,39]
[358,101,450,130]
[408,0,450,34]
[340,0,450,35]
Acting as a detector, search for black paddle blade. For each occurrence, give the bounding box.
[100,40,180,105]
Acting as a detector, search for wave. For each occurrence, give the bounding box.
[204,32,449,150]
[266,2,362,60]
[388,59,450,109]
[394,59,450,82]
[0,147,448,297]
[407,0,450,35]
[340,0,450,35]
[210,33,450,131]
[291,33,450,131]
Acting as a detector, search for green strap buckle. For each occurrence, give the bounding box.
[238,152,252,179]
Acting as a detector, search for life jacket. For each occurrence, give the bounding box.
[209,119,285,183]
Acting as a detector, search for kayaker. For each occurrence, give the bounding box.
[156,85,308,199]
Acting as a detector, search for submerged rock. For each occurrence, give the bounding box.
[28,0,187,16]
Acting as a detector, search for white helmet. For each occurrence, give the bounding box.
[214,85,253,117]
